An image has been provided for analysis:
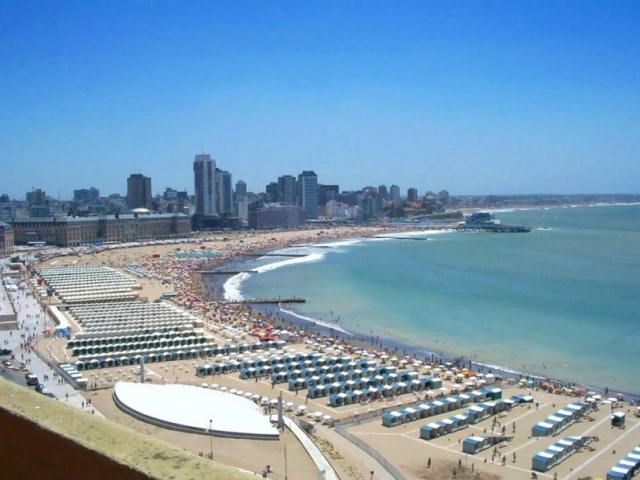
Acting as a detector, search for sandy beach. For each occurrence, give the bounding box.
[29,225,640,479]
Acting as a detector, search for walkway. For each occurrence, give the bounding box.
[0,276,105,418]
[273,415,339,480]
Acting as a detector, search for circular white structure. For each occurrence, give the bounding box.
[114,382,279,440]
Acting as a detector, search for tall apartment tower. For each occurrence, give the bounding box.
[378,185,389,201]
[127,174,152,209]
[277,175,296,204]
[407,188,418,203]
[215,169,233,216]
[235,180,247,198]
[389,185,400,202]
[297,170,318,220]
[193,154,216,215]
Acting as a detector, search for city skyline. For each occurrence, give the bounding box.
[1,2,639,199]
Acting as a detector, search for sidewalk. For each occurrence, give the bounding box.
[0,278,105,418]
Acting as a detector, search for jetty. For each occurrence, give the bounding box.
[194,270,258,275]
[226,298,306,305]
[242,253,309,258]
[375,236,429,241]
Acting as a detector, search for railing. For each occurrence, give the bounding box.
[334,424,407,480]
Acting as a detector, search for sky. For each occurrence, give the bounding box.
[1,1,639,199]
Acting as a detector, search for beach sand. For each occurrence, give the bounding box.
[32,226,640,480]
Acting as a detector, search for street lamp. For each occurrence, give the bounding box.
[209,419,213,459]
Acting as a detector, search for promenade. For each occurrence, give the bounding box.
[0,278,105,418]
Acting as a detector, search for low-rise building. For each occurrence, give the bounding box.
[11,213,191,247]
[248,204,306,230]
[0,221,15,256]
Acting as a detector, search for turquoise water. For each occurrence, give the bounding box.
[231,205,640,395]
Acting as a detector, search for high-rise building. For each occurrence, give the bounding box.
[235,180,247,198]
[389,185,400,202]
[73,187,100,204]
[26,189,46,206]
[215,169,233,216]
[407,188,418,203]
[297,171,318,220]
[235,195,249,222]
[265,182,279,203]
[318,184,339,205]
[439,189,450,207]
[378,185,389,201]
[277,175,296,204]
[126,174,152,209]
[193,154,216,216]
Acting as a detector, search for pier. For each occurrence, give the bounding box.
[194,270,258,275]
[226,298,306,305]
[375,236,429,241]
[242,253,309,257]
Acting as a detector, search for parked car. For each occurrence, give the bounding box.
[39,388,56,399]
[0,348,12,356]
[25,373,39,386]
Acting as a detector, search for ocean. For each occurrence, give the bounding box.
[223,204,640,396]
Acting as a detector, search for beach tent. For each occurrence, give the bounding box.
[444,396,460,411]
[430,377,443,389]
[431,400,445,415]
[404,407,420,422]
[419,423,442,440]
[467,405,490,424]
[417,403,435,419]
[532,451,555,472]
[382,411,404,428]
[487,388,503,400]
[532,421,556,437]
[468,390,485,402]
[463,436,489,455]
[607,465,632,480]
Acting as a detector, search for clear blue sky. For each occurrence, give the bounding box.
[1,1,639,199]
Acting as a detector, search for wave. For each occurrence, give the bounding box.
[223,272,250,301]
[312,239,365,248]
[279,305,352,335]
[253,252,325,273]
[223,252,326,300]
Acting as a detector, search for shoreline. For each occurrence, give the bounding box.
[208,231,640,402]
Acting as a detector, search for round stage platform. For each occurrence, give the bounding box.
[113,382,279,440]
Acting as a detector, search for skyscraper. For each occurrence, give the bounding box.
[390,185,400,202]
[277,175,296,204]
[378,185,388,201]
[297,171,318,220]
[407,188,418,203]
[193,154,216,216]
[215,169,233,216]
[235,180,247,198]
[127,174,152,209]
